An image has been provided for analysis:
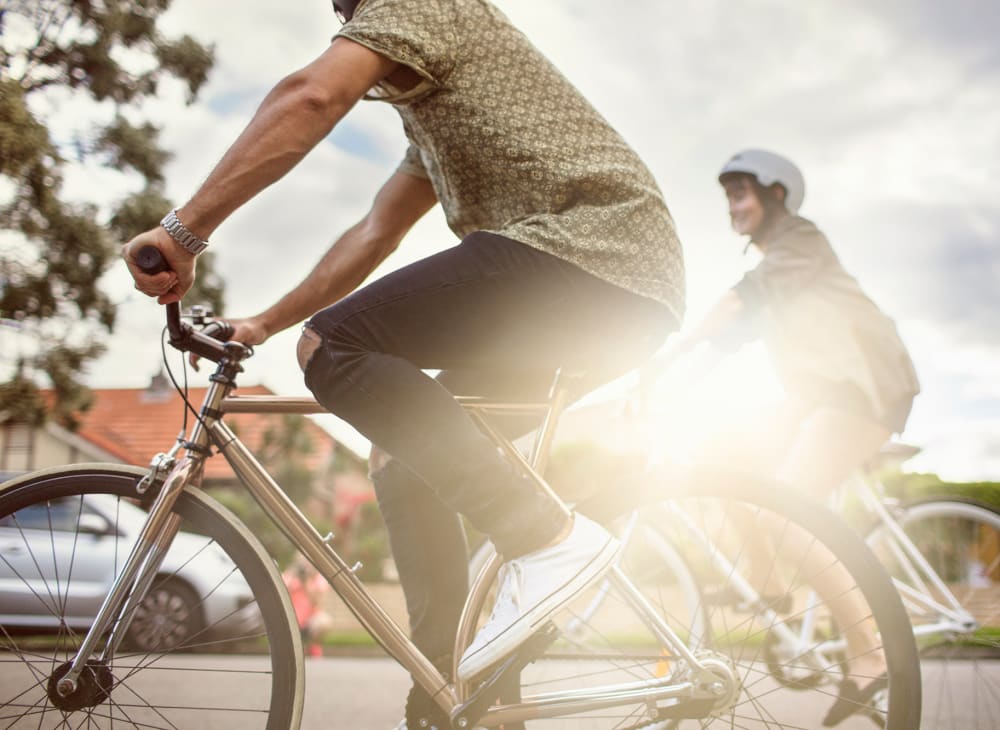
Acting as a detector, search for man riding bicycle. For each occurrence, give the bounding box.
[123,0,684,726]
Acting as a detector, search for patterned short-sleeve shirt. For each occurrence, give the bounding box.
[338,0,684,320]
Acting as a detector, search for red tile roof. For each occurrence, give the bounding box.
[44,384,343,481]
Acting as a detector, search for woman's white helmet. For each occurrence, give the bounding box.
[718,149,805,214]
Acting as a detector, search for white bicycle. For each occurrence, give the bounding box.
[493,439,994,728]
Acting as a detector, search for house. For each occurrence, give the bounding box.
[0,376,375,542]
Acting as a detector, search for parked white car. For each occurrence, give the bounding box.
[0,492,262,652]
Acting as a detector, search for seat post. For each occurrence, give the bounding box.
[528,369,578,474]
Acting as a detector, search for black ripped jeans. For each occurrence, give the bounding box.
[303,231,676,666]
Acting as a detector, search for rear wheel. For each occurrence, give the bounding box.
[457,469,921,729]
[560,511,709,661]
[867,497,1000,730]
[0,464,304,729]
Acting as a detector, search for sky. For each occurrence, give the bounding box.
[8,0,1000,480]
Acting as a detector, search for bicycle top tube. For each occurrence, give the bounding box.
[220,393,569,415]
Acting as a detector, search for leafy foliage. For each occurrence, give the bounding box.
[212,415,324,568]
[351,500,389,582]
[258,414,316,506]
[883,471,1000,511]
[0,1,220,428]
[0,368,47,425]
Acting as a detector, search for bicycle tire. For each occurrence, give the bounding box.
[0,464,304,729]
[458,468,921,729]
[866,496,1000,730]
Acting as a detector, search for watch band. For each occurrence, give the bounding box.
[160,208,209,255]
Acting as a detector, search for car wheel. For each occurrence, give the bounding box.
[126,578,204,653]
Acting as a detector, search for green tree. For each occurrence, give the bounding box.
[0,1,221,428]
[257,414,317,507]
[215,415,326,567]
[882,471,1000,511]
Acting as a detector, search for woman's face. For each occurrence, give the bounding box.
[723,176,765,237]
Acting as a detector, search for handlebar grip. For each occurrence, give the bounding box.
[202,320,236,342]
[136,245,170,275]
[135,245,242,362]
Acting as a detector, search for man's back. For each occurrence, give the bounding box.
[339,0,684,315]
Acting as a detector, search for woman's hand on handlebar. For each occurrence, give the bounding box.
[122,228,196,304]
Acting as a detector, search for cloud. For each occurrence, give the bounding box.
[853,0,1000,70]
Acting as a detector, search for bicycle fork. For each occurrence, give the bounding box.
[53,458,193,700]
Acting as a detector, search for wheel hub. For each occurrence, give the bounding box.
[691,652,740,715]
[47,660,113,712]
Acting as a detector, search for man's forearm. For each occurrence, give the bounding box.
[247,170,436,340]
[182,92,347,237]
[254,220,399,337]
[124,39,400,307]
[173,40,397,240]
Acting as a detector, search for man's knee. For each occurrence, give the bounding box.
[297,327,323,372]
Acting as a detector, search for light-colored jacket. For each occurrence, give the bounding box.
[730,216,919,428]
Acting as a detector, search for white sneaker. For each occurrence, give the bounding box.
[457,514,619,681]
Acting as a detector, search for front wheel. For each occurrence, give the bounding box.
[0,464,304,729]
[867,497,1000,730]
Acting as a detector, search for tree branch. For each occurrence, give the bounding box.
[21,1,74,90]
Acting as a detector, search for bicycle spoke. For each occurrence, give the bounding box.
[0,468,301,729]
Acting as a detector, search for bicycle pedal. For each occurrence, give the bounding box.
[451,622,560,730]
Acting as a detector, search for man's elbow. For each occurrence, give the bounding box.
[275,70,356,121]
[364,221,404,260]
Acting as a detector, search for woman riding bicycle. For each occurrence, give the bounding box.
[660,148,920,725]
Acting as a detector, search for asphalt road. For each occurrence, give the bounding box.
[296,655,887,730]
[301,655,410,729]
[1,652,990,729]
[297,654,998,730]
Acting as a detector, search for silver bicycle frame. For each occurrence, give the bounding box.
[776,470,982,670]
[62,369,721,726]
[851,475,978,635]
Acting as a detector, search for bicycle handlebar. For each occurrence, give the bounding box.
[135,245,243,364]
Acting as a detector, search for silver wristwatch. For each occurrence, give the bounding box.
[160,208,209,255]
